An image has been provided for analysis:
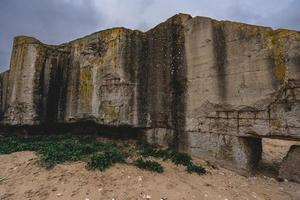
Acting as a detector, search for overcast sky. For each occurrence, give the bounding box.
[1,0,300,72]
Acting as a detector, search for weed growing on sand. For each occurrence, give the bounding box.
[139,142,206,175]
[139,143,172,160]
[0,135,206,175]
[0,135,115,168]
[186,163,206,175]
[134,158,164,173]
[87,149,125,171]
[170,151,192,166]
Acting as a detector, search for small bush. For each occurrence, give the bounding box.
[139,143,192,166]
[134,158,164,173]
[186,163,206,175]
[0,135,116,168]
[87,149,125,171]
[170,151,192,166]
[139,142,205,175]
[139,143,169,159]
[0,136,206,175]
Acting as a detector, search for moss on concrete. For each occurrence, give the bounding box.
[262,29,289,82]
[80,66,93,111]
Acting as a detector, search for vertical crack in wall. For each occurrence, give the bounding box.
[136,34,149,127]
[212,21,228,101]
[47,54,69,123]
[169,17,187,149]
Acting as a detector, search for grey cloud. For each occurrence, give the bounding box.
[0,0,102,70]
[224,0,300,30]
[265,0,300,30]
[1,0,299,71]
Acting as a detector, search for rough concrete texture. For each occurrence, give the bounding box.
[0,14,300,175]
[279,145,300,183]
[184,132,262,175]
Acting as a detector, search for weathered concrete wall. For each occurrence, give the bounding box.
[0,70,9,120]
[181,16,300,174]
[183,16,300,140]
[0,14,300,175]
[2,37,44,125]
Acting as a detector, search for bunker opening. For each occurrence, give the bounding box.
[258,138,300,178]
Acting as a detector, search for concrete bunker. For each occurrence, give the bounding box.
[0,14,300,182]
[181,132,263,175]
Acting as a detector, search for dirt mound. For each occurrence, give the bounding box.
[0,151,299,200]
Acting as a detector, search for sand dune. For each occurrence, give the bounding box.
[0,149,299,200]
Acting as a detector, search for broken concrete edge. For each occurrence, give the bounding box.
[278,145,300,183]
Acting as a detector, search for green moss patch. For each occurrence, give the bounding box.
[139,142,206,175]
[134,158,164,173]
[87,149,125,171]
[0,135,206,175]
[0,135,113,168]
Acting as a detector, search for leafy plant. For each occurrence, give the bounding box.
[186,163,206,175]
[87,149,125,171]
[170,151,192,166]
[139,143,192,166]
[134,158,164,173]
[139,142,205,175]
[0,135,115,168]
[0,135,206,175]
[139,143,171,159]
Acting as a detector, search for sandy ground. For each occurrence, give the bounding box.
[0,139,300,200]
[262,139,300,164]
[259,139,300,177]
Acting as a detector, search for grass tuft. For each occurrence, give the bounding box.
[139,142,205,175]
[0,135,206,175]
[139,143,192,166]
[87,149,125,171]
[170,151,192,166]
[186,163,206,175]
[134,158,164,173]
[0,135,115,168]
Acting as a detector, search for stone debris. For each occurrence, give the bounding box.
[56,193,63,197]
[278,145,300,183]
[138,176,143,181]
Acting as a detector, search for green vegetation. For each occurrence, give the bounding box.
[0,135,206,175]
[134,158,164,173]
[87,149,125,171]
[140,142,192,165]
[139,142,206,175]
[0,135,114,168]
[139,143,172,160]
[170,151,192,166]
[186,163,206,175]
